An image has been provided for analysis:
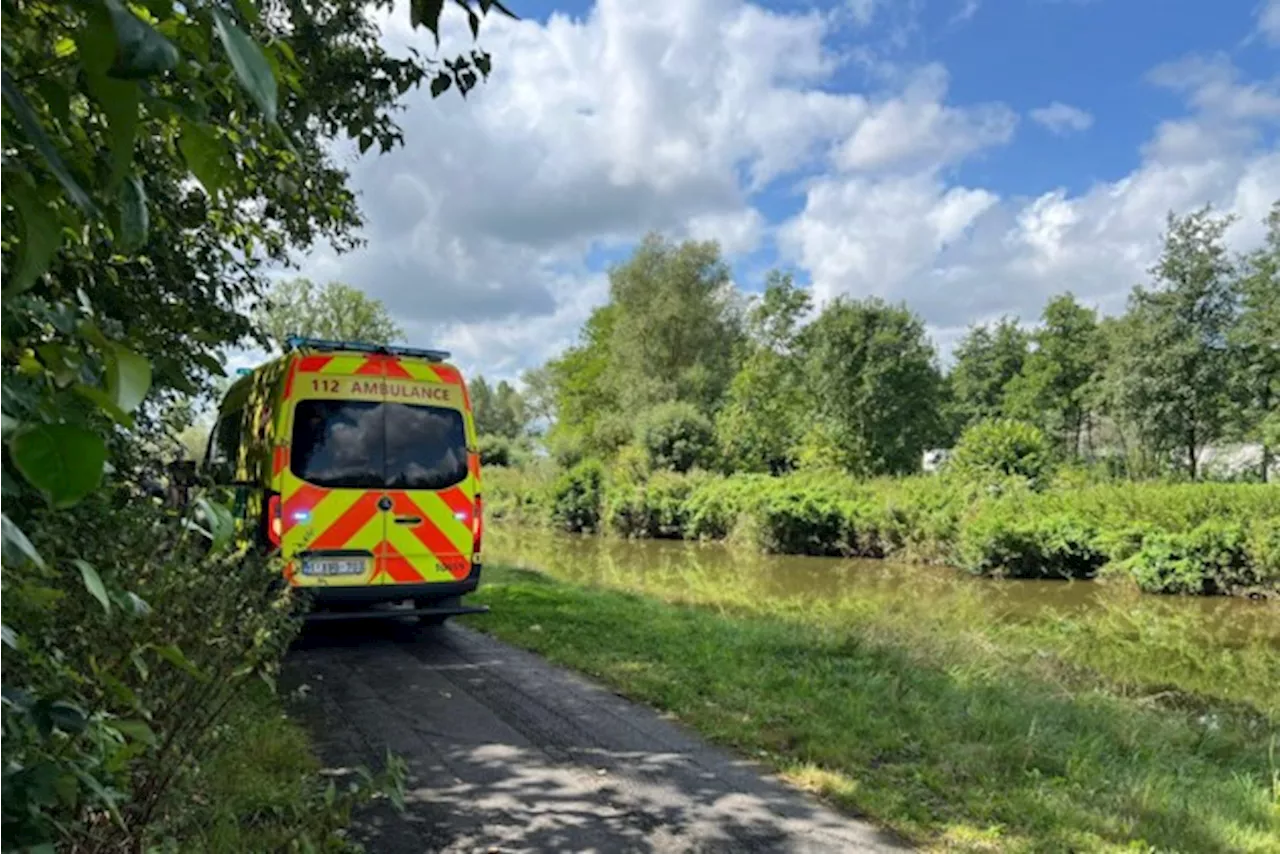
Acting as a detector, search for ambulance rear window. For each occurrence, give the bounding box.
[291,400,467,490]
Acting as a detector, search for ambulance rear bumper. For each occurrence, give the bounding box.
[296,563,483,612]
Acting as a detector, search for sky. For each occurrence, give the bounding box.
[242,0,1280,382]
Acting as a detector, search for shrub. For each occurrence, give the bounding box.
[484,465,554,525]
[957,512,1105,579]
[478,434,514,467]
[949,419,1054,490]
[636,402,716,473]
[1120,521,1270,595]
[605,470,706,539]
[684,475,768,540]
[551,460,605,533]
[1,491,399,851]
[730,476,856,556]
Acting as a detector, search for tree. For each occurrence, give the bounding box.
[520,365,556,432]
[1004,294,1101,457]
[946,317,1030,432]
[544,304,619,460]
[471,374,528,439]
[1105,208,1237,479]
[604,234,745,414]
[716,272,811,474]
[256,278,403,348]
[1230,202,1280,481]
[798,298,944,475]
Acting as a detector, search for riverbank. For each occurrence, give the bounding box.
[485,466,1280,596]
[469,559,1280,852]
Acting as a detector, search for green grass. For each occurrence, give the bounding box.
[469,563,1280,853]
[157,684,359,852]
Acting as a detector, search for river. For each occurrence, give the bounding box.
[485,525,1280,646]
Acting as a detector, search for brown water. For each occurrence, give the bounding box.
[486,525,1280,645]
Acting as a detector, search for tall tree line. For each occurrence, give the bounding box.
[535,203,1279,481]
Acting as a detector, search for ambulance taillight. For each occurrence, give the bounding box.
[267,494,282,547]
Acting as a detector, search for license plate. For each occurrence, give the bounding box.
[301,558,367,577]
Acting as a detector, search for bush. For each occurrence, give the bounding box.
[636,402,716,473]
[1,491,398,851]
[957,512,1106,579]
[1120,521,1270,595]
[551,460,605,533]
[604,470,706,539]
[478,434,514,467]
[949,419,1054,490]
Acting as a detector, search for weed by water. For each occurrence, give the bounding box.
[469,564,1280,853]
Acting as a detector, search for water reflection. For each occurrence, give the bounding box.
[486,526,1280,645]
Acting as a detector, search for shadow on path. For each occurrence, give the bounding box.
[285,620,909,853]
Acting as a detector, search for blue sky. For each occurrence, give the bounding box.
[267,0,1280,380]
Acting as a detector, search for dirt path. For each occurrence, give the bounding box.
[285,621,909,853]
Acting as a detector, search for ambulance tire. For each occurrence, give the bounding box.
[415,596,461,627]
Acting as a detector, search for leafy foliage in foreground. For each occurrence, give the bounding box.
[2,493,404,851]
[2,0,505,846]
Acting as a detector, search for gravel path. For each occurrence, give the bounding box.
[285,621,909,853]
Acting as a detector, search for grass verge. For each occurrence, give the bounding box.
[469,563,1280,853]
[158,682,360,852]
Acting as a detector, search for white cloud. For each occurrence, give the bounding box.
[285,0,1279,383]
[1029,102,1094,135]
[834,64,1016,172]
[1259,0,1280,44]
[781,53,1280,341]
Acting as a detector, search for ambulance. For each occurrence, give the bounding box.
[205,337,486,623]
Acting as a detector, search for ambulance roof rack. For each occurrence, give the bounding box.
[284,336,451,362]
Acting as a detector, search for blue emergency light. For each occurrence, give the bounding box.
[284,336,451,362]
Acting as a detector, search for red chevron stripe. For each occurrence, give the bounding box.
[282,483,327,533]
[308,491,383,551]
[437,486,473,520]
[297,355,333,373]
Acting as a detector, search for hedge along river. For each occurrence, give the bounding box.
[484,524,1280,649]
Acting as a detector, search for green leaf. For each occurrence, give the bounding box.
[130,649,150,680]
[212,8,278,123]
[126,592,152,617]
[1,72,100,216]
[479,0,516,18]
[105,0,179,78]
[49,700,88,734]
[75,559,112,614]
[9,424,107,508]
[430,73,451,98]
[73,769,125,828]
[86,75,140,187]
[106,343,152,414]
[2,514,47,569]
[178,120,233,196]
[112,719,156,745]
[100,674,139,708]
[232,0,261,26]
[73,383,134,427]
[1,625,16,649]
[410,0,445,40]
[6,183,61,295]
[194,496,235,551]
[116,176,149,251]
[155,643,205,679]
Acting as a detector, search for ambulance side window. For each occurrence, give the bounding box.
[207,410,245,484]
